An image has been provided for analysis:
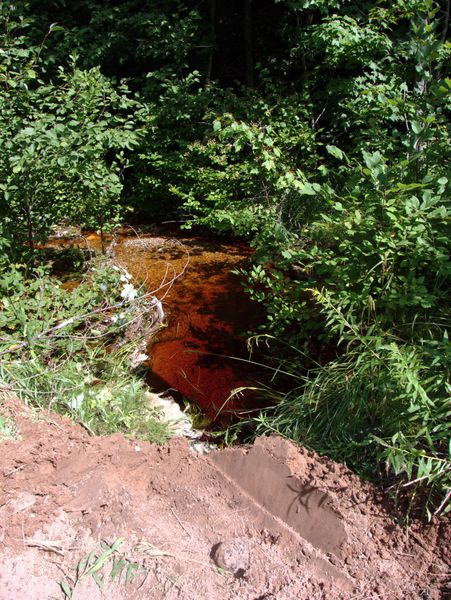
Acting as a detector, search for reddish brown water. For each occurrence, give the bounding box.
[47,227,263,420]
[112,228,262,420]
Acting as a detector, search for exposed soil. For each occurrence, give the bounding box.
[0,394,449,600]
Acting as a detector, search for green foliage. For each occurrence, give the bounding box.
[165,1,450,517]
[0,261,170,445]
[24,0,202,80]
[60,538,146,598]
[0,409,18,441]
[250,291,450,518]
[0,4,139,260]
[127,71,218,219]
[171,93,318,240]
[306,15,393,69]
[239,130,450,517]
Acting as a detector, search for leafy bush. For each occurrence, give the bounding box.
[173,2,451,517]
[0,3,139,261]
[238,145,450,517]
[249,293,450,519]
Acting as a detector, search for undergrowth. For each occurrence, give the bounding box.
[0,406,18,441]
[0,260,171,444]
[233,292,450,520]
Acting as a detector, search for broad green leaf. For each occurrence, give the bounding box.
[326,145,343,160]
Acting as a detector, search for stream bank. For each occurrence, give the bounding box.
[1,392,448,600]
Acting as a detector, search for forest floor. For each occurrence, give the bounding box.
[0,393,449,600]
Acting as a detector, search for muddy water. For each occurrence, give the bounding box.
[46,227,264,419]
[109,228,264,420]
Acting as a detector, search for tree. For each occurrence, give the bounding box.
[0,4,139,260]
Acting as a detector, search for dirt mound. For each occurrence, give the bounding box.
[0,395,449,599]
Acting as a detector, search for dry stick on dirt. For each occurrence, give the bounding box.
[134,542,230,574]
[16,523,66,557]
[170,507,192,538]
[20,539,66,557]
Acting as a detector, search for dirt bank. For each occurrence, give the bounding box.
[0,395,449,599]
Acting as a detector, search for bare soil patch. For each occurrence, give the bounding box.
[0,395,449,599]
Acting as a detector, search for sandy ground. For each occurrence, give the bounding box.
[0,394,449,600]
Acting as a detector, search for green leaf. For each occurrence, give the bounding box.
[60,580,73,599]
[92,573,105,589]
[110,558,125,581]
[125,562,139,586]
[326,145,343,160]
[298,182,318,196]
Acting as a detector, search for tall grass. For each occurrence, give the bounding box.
[247,293,450,519]
[0,344,171,444]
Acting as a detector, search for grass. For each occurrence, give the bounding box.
[0,345,172,445]
[241,327,451,520]
[0,410,18,441]
[0,398,19,441]
[0,259,172,445]
[59,537,228,598]
[223,315,450,520]
[60,538,145,598]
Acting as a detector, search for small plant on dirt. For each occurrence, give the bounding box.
[60,537,228,598]
[60,538,146,598]
[0,410,18,441]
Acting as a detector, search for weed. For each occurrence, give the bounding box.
[59,537,226,599]
[241,302,451,519]
[60,539,146,598]
[0,261,171,445]
[0,411,18,440]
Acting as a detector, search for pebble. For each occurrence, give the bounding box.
[212,538,251,578]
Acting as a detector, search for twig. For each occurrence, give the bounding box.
[434,488,451,516]
[15,537,65,556]
[170,508,192,538]
[0,241,190,358]
[5,464,25,477]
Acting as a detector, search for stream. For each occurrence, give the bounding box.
[51,225,265,421]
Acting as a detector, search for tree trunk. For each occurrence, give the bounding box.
[205,0,216,85]
[244,0,254,88]
[441,0,450,42]
[301,12,314,75]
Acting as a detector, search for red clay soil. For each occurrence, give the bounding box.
[0,394,449,600]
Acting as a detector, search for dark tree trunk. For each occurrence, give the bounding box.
[301,12,314,75]
[24,204,34,255]
[205,0,216,84]
[441,0,450,42]
[244,0,254,88]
